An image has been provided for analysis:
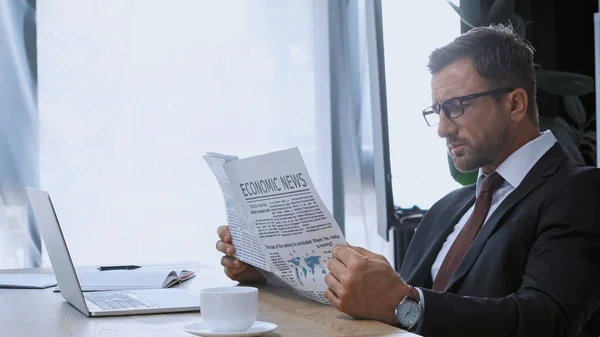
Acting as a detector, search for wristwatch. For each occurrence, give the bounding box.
[394,285,421,330]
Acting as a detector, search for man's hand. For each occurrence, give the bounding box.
[216,225,265,284]
[325,245,409,325]
[346,244,392,266]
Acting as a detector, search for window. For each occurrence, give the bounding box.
[381,0,462,210]
[37,0,331,268]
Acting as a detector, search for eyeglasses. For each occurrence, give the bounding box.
[422,88,515,126]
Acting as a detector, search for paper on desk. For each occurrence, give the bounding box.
[0,274,57,289]
[54,268,196,292]
[205,148,346,304]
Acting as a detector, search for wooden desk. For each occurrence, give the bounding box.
[0,266,418,337]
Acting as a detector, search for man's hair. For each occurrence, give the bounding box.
[428,24,538,123]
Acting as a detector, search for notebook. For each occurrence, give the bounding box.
[54,268,196,292]
[0,273,57,289]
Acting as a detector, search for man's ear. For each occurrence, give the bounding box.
[507,88,528,123]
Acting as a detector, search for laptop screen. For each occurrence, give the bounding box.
[26,187,90,316]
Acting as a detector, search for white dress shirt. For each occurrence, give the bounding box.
[430,130,557,282]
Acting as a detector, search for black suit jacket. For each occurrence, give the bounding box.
[399,144,600,337]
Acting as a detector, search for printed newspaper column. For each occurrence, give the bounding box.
[222,148,346,303]
[203,153,269,271]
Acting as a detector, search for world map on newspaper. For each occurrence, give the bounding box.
[288,251,327,286]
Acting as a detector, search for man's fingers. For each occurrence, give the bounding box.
[325,288,340,308]
[216,225,234,256]
[216,240,235,255]
[220,255,236,268]
[327,257,346,278]
[221,256,246,270]
[217,225,231,242]
[348,245,388,263]
[224,266,245,279]
[325,273,343,297]
[348,245,374,258]
[332,244,364,266]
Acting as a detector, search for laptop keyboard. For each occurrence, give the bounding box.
[84,292,158,311]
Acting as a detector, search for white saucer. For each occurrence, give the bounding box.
[183,321,278,337]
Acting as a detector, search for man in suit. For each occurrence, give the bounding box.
[216,24,600,336]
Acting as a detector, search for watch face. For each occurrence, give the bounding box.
[396,301,420,327]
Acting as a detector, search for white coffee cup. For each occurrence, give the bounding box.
[200,286,258,333]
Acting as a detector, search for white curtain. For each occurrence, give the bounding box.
[0,197,16,268]
[0,0,39,269]
[37,0,333,268]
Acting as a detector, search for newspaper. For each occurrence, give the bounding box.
[204,147,346,304]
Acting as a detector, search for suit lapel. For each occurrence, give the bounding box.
[406,190,476,287]
[444,144,566,292]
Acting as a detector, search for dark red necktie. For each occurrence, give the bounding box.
[432,172,504,291]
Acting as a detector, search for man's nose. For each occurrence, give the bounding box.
[437,111,457,139]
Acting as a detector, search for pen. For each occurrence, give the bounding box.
[97,265,142,271]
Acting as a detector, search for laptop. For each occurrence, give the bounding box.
[26,187,200,317]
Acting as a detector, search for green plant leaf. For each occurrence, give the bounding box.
[587,150,597,166]
[540,116,585,164]
[584,114,596,129]
[447,154,478,186]
[562,96,587,126]
[580,139,596,165]
[447,1,479,28]
[487,0,515,23]
[536,69,595,96]
[585,130,596,141]
[554,116,576,139]
[581,138,596,150]
[509,14,532,38]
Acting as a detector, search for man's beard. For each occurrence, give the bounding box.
[451,126,510,173]
[452,149,488,173]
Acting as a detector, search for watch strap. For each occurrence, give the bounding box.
[408,285,420,303]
